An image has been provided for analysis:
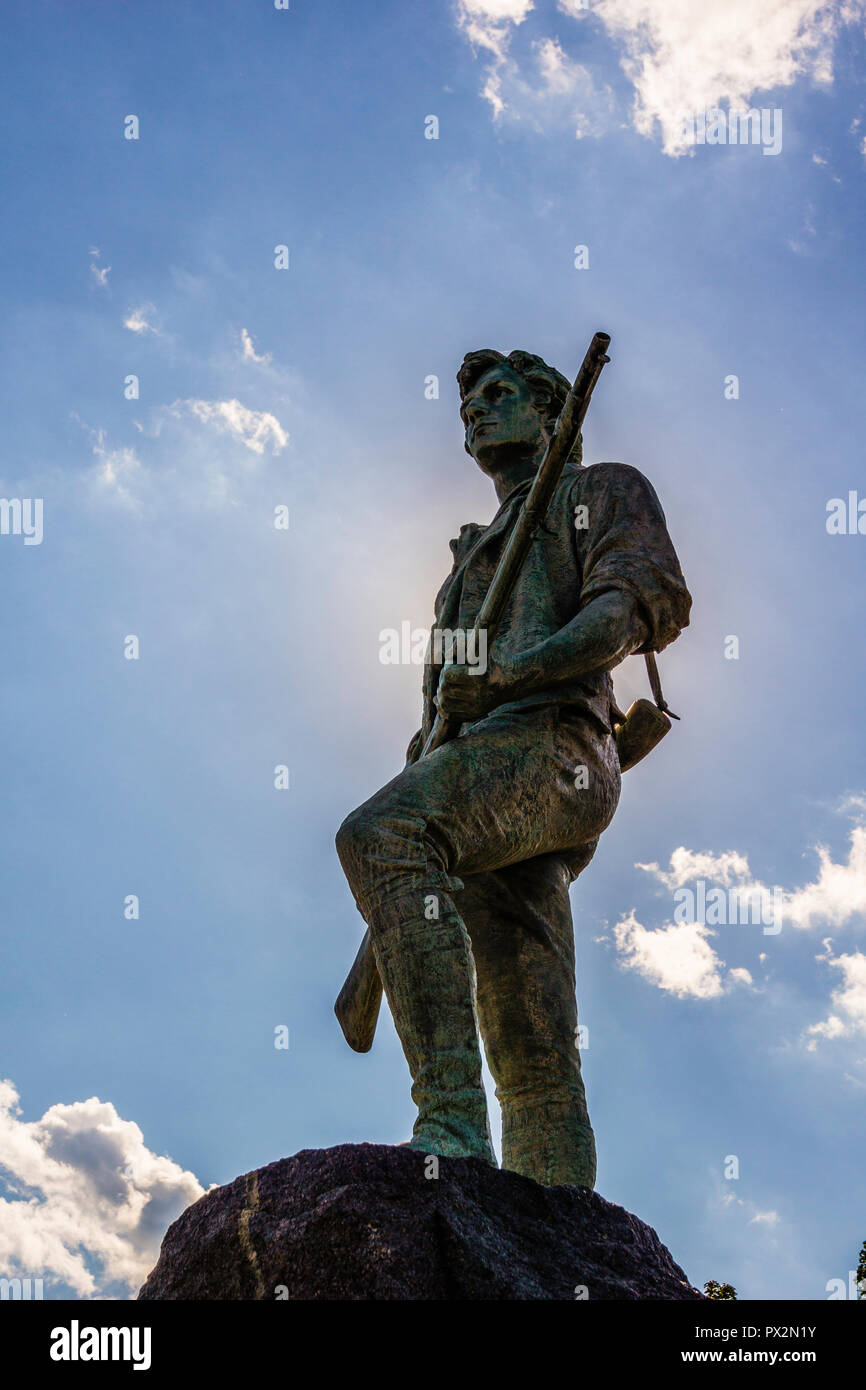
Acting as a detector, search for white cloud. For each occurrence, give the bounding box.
[456,0,537,116]
[749,1209,781,1226]
[536,34,578,94]
[0,1080,203,1298]
[124,304,159,335]
[89,249,111,288]
[73,388,290,517]
[456,1,611,129]
[170,398,288,455]
[805,942,866,1049]
[240,329,272,365]
[779,824,866,929]
[71,417,147,511]
[638,848,752,890]
[514,37,614,137]
[716,1183,786,1251]
[456,0,535,59]
[623,804,866,1043]
[566,0,864,154]
[92,444,143,505]
[728,966,754,987]
[639,811,866,933]
[457,0,866,154]
[613,911,732,999]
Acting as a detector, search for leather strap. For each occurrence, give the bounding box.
[645,652,680,720]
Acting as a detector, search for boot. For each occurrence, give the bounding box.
[501,1091,597,1188]
[372,911,496,1165]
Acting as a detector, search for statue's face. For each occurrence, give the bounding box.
[460,365,548,471]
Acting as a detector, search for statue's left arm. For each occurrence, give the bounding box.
[498,587,649,698]
[437,462,691,721]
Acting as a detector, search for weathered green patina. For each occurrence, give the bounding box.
[336,345,691,1187]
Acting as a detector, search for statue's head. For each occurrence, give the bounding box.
[457,349,582,475]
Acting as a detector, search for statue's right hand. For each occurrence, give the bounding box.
[404,729,423,766]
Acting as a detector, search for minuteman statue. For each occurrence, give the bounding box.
[336,345,692,1188]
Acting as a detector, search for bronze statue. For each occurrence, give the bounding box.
[335,335,691,1188]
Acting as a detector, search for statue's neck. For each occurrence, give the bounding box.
[489,456,540,505]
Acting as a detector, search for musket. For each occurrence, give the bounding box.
[335,332,612,1053]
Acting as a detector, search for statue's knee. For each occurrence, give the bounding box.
[337,794,434,904]
[335,805,372,875]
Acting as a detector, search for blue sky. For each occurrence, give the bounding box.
[1,0,865,1300]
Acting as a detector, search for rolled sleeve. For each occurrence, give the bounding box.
[573,463,692,653]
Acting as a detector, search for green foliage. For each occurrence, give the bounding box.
[856,1240,866,1300]
[704,1279,738,1300]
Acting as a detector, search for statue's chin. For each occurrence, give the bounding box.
[473,440,519,471]
[474,444,542,480]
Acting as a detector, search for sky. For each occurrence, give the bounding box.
[0,0,865,1301]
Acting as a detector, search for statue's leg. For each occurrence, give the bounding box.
[368,897,495,1163]
[335,705,618,1169]
[462,851,599,1188]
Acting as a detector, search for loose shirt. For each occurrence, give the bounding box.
[418,461,692,744]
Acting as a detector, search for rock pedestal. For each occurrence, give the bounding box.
[138,1142,703,1301]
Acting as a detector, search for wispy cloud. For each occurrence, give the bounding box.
[720,1187,782,1228]
[456,0,536,116]
[91,441,143,505]
[749,1209,781,1226]
[168,397,288,455]
[455,1,611,132]
[89,248,110,288]
[0,1079,203,1298]
[71,416,146,511]
[239,328,272,365]
[124,303,159,335]
[73,380,290,520]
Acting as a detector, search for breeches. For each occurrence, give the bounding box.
[336,703,621,1111]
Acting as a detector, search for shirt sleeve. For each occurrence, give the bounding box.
[572,462,692,653]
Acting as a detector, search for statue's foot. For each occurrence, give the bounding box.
[408,1123,497,1167]
[501,1098,597,1188]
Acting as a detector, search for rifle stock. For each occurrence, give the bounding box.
[334,927,381,1053]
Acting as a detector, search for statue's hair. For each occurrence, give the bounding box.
[456,348,582,464]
